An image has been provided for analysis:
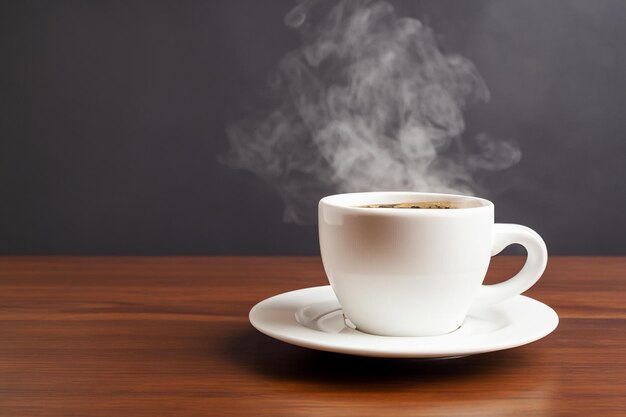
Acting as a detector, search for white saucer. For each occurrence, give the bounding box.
[249,286,558,358]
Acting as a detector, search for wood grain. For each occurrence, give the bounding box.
[0,256,624,416]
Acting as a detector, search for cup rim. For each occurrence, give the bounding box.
[319,191,493,214]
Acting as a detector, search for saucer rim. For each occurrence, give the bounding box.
[249,285,559,358]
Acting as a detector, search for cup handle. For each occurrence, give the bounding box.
[473,223,548,306]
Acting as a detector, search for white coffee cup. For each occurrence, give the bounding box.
[318,191,547,337]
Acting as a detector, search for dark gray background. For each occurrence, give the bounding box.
[1,0,625,255]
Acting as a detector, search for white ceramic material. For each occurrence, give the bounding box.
[249,286,558,358]
[319,192,548,337]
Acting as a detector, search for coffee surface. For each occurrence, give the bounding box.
[358,201,459,209]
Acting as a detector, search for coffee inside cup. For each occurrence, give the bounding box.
[357,201,459,209]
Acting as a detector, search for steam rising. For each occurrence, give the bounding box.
[222,0,521,224]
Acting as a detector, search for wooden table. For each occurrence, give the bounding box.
[0,257,624,416]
